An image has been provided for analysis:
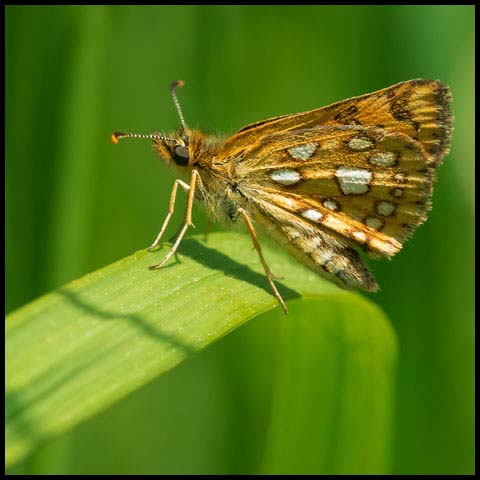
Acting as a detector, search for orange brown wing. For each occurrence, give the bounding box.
[234,125,446,259]
[219,79,452,167]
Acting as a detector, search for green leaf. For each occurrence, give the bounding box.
[5,232,396,470]
[262,299,397,474]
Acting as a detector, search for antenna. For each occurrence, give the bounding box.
[170,80,188,142]
[111,132,176,144]
[111,80,188,145]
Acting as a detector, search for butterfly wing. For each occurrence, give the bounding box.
[244,192,380,292]
[215,80,452,291]
[235,124,439,259]
[219,79,452,166]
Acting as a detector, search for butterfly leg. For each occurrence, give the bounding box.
[168,219,189,244]
[237,207,288,314]
[148,178,191,252]
[149,169,202,270]
[269,271,285,280]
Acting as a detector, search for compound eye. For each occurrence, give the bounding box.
[172,145,189,166]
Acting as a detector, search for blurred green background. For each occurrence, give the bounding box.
[6,5,474,475]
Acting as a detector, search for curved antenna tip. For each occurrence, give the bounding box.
[170,80,185,91]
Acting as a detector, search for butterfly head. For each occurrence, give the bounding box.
[111,80,197,170]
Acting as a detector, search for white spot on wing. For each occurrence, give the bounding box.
[313,249,334,266]
[365,216,384,230]
[302,209,323,223]
[270,168,301,186]
[281,197,297,209]
[323,199,340,211]
[335,166,372,195]
[376,201,396,216]
[370,151,397,167]
[352,231,367,243]
[348,136,374,151]
[288,142,318,160]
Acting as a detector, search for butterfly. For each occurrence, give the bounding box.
[112,79,453,314]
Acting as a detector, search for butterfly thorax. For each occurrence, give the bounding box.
[153,128,244,225]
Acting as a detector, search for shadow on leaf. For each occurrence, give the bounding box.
[57,288,196,355]
[177,237,301,303]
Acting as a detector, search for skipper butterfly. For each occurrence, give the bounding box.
[112,79,453,314]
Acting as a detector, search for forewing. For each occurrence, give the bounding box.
[236,125,441,259]
[219,79,452,167]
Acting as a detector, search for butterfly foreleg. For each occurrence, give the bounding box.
[148,178,191,252]
[149,169,203,270]
[237,207,288,314]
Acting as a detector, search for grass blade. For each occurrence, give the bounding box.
[6,232,395,469]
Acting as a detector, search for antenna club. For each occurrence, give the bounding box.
[170,80,185,91]
[111,133,120,144]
